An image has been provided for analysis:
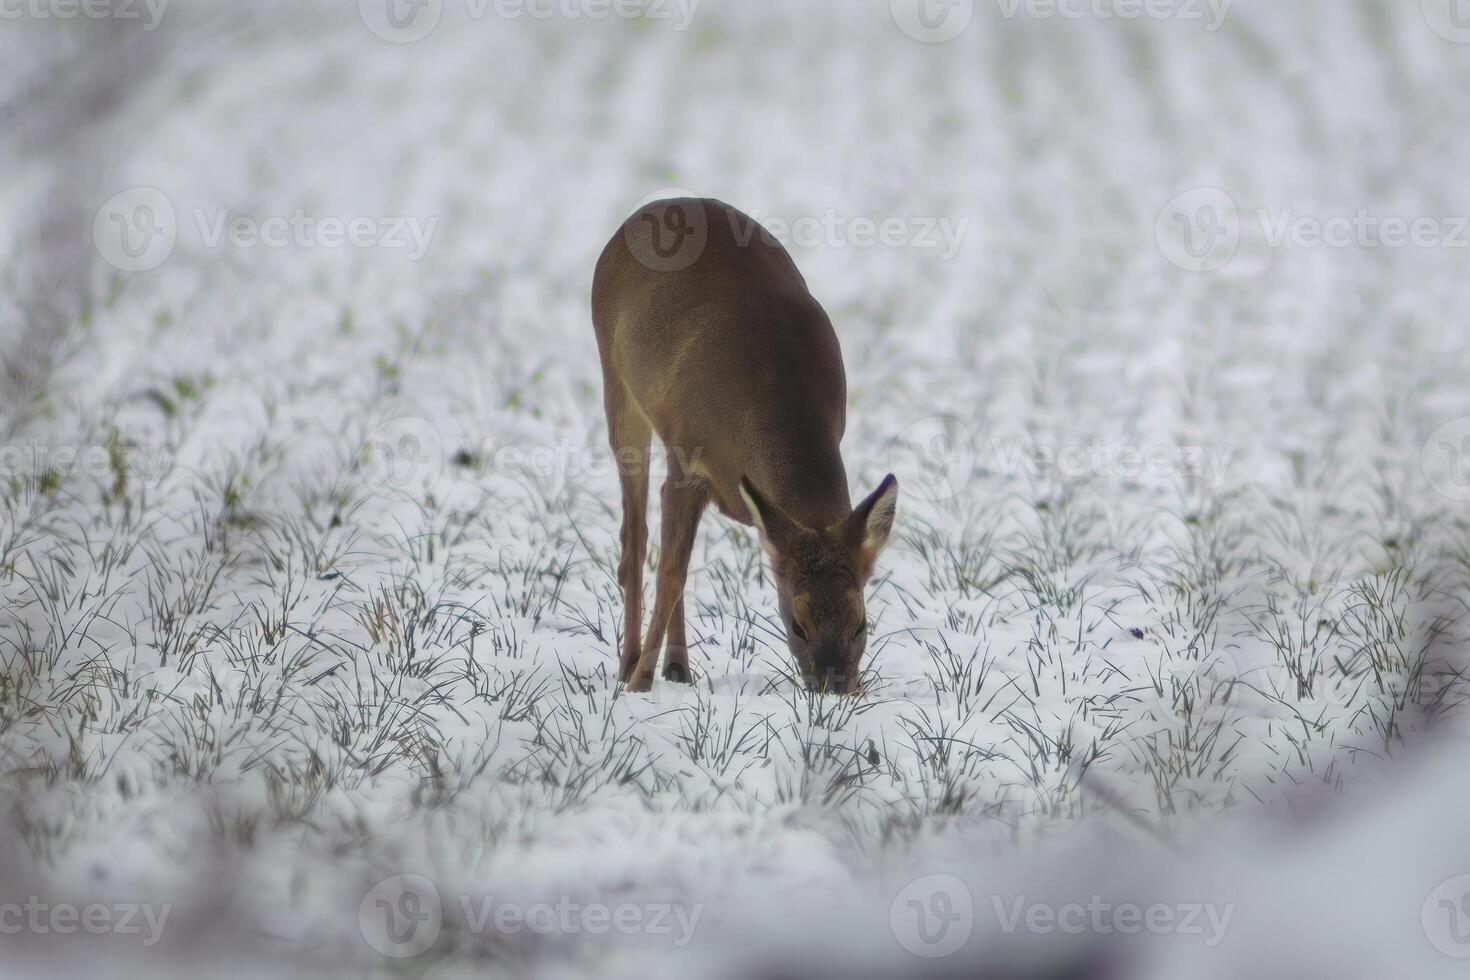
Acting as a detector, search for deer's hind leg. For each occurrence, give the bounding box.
[605,381,652,684]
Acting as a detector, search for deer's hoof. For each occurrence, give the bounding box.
[662,662,692,684]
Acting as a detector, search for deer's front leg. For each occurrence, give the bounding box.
[625,468,707,692]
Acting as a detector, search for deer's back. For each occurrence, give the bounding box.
[592,198,850,524]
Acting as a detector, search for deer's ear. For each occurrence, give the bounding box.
[741,478,799,555]
[847,474,899,561]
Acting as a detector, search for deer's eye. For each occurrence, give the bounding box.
[791,621,809,643]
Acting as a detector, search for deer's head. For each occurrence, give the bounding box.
[740,474,898,694]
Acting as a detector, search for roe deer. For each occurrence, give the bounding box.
[591,197,898,694]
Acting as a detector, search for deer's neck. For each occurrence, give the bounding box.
[757,431,851,531]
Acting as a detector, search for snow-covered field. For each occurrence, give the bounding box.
[2,1,1469,976]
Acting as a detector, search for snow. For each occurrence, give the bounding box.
[0,1,1467,977]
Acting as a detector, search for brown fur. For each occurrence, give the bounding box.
[592,197,897,693]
